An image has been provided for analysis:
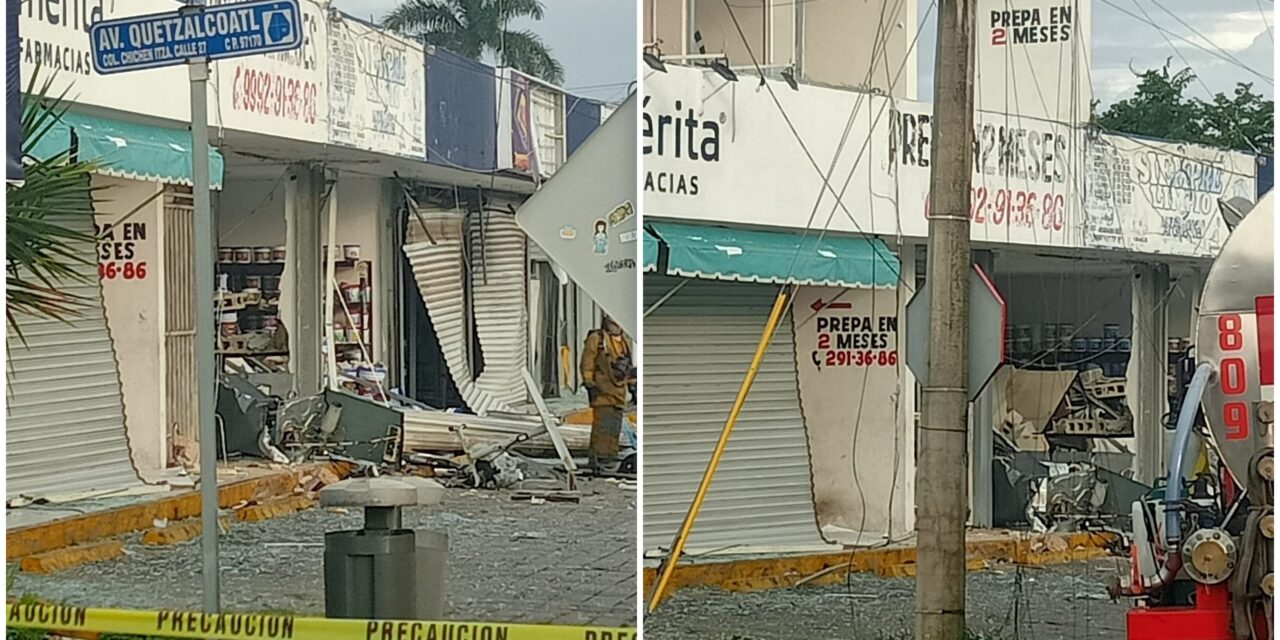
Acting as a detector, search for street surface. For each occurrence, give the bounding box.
[644,558,1129,639]
[11,479,637,626]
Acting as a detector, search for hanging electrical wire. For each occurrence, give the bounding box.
[1256,0,1275,44]
[1147,0,1271,81]
[715,0,934,611]
[1097,0,1273,85]
[647,0,935,611]
[1127,0,1266,155]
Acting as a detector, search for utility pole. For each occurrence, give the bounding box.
[916,0,976,638]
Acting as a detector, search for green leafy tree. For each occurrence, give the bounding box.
[1095,61,1274,155]
[1197,82,1274,156]
[384,0,565,85]
[6,68,105,335]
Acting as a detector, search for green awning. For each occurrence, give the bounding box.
[643,226,659,272]
[27,110,224,189]
[648,221,900,289]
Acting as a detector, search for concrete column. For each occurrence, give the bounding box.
[1131,263,1171,485]
[893,242,918,539]
[286,164,324,396]
[969,250,995,527]
[1186,270,1203,342]
[378,179,402,387]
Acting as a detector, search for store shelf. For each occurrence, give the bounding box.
[218,262,285,271]
[218,350,290,357]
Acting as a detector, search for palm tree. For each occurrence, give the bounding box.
[384,0,565,85]
[7,67,104,335]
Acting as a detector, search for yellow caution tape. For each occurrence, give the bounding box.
[6,603,636,640]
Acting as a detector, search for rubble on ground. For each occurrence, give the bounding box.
[992,366,1150,533]
[215,366,637,496]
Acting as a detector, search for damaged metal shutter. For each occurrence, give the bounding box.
[469,210,529,408]
[643,276,827,553]
[403,208,528,413]
[6,215,142,500]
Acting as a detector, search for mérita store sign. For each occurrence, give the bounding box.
[20,0,190,121]
[641,93,723,197]
[642,64,889,235]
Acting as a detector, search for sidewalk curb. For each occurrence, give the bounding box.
[641,531,1117,595]
[140,516,235,546]
[18,540,126,575]
[7,462,352,561]
[235,494,317,523]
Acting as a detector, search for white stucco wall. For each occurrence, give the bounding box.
[792,286,906,543]
[93,176,167,473]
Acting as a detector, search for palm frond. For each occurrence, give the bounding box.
[7,63,105,336]
[500,29,564,85]
[382,0,464,35]
[385,0,562,82]
[495,0,545,22]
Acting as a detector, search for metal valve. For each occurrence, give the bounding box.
[1182,528,1239,585]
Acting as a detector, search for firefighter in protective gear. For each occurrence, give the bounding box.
[580,315,634,472]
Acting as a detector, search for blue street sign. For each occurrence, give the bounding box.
[89,0,303,75]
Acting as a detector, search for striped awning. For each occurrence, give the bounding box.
[647,221,899,289]
[642,226,659,273]
[27,110,225,189]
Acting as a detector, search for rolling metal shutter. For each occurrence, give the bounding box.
[468,210,529,408]
[403,208,528,413]
[6,215,142,500]
[643,276,827,554]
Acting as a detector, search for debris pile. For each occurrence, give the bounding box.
[215,364,637,500]
[992,366,1148,533]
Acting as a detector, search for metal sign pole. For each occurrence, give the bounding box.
[189,51,219,613]
[83,0,304,614]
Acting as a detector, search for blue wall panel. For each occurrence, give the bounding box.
[426,48,497,172]
[1258,155,1274,198]
[565,95,601,158]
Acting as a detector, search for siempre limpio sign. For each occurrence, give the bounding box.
[641,95,722,197]
[989,5,1074,46]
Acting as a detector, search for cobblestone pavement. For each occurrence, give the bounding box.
[11,479,637,627]
[644,558,1130,639]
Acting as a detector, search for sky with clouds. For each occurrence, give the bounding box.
[333,1,1268,108]
[331,0,637,103]
[916,0,1274,106]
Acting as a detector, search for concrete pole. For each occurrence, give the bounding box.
[1131,264,1171,485]
[286,164,324,396]
[916,0,977,637]
[378,179,402,379]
